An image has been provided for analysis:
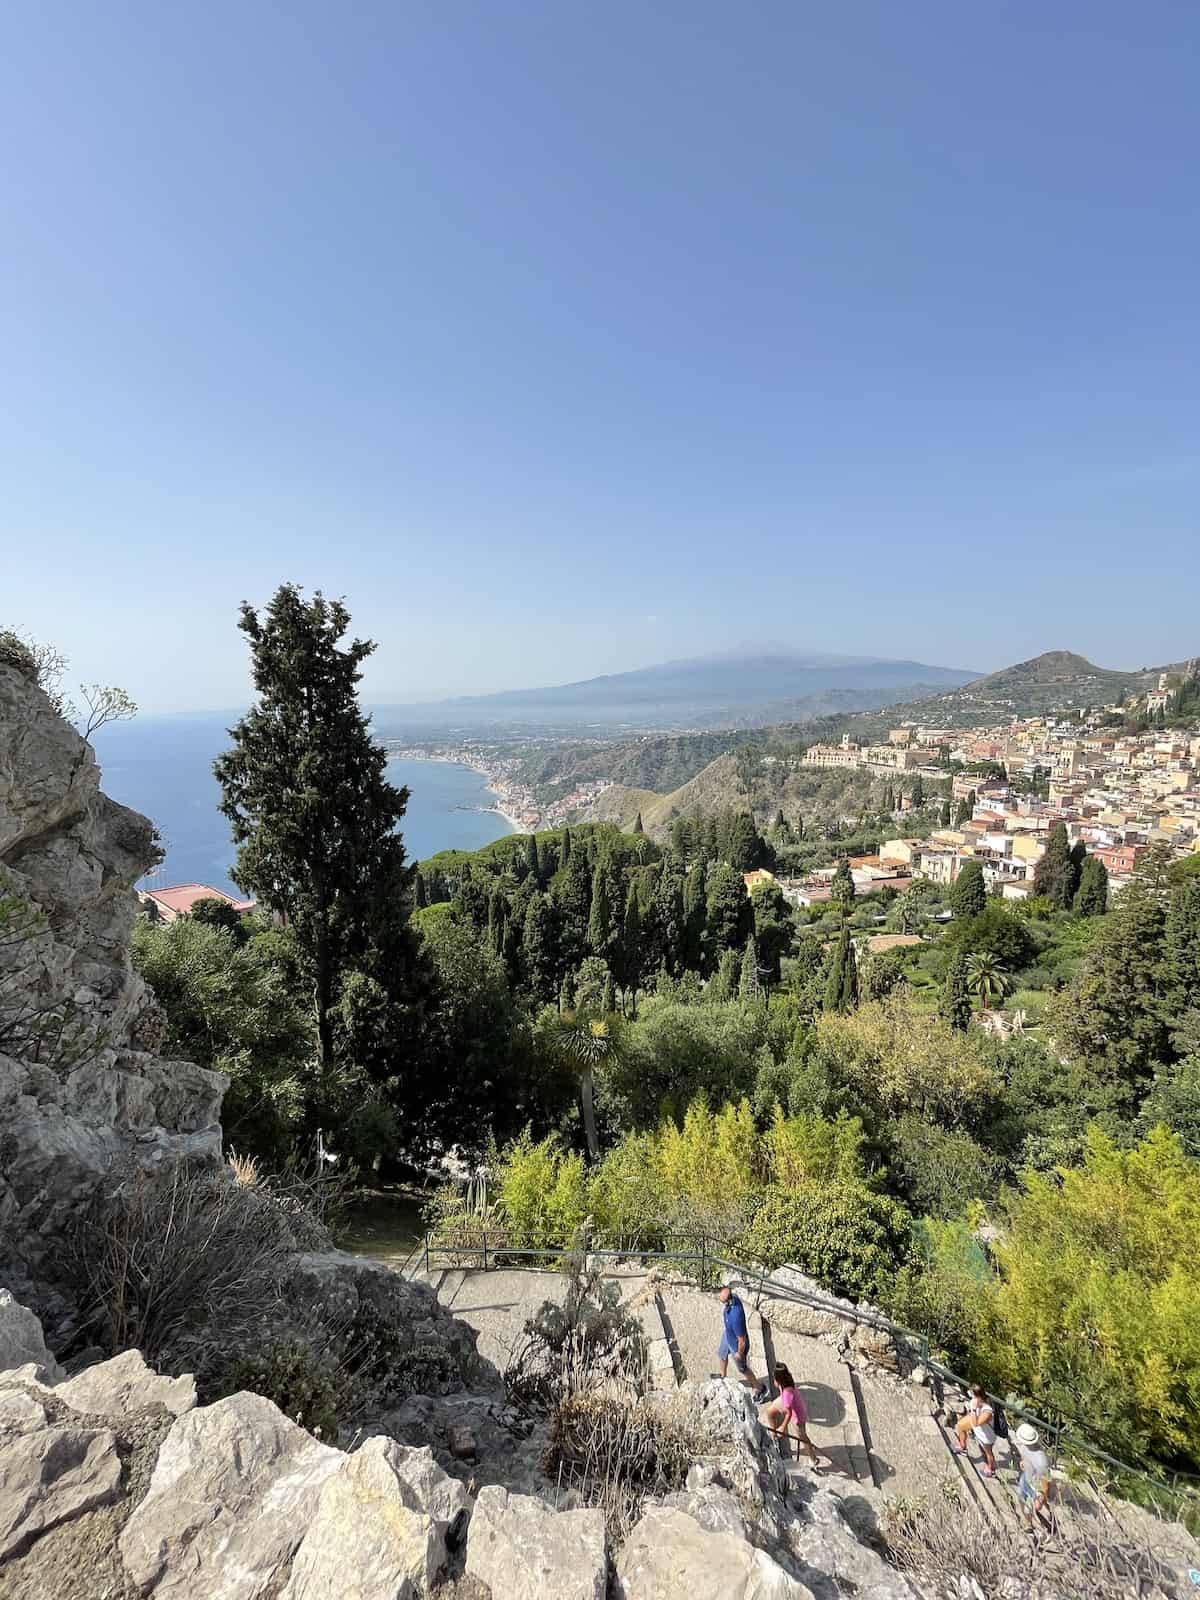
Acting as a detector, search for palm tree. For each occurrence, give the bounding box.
[964,951,1013,1011]
[552,1012,620,1162]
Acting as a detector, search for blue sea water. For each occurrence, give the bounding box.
[91,717,513,896]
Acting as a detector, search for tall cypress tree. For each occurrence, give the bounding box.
[950,860,987,919]
[830,857,855,916]
[941,949,972,1031]
[1034,822,1079,909]
[1073,854,1109,917]
[214,586,421,1071]
[823,926,854,1013]
[738,935,761,1001]
[525,831,540,883]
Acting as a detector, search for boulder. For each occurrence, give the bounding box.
[0,1389,50,1439]
[616,1506,814,1599]
[465,1485,607,1600]
[387,1442,469,1539]
[281,1437,447,1600]
[56,1348,196,1419]
[119,1391,341,1599]
[0,1423,121,1560]
[0,1288,64,1383]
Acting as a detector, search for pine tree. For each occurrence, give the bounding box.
[950,860,987,919]
[214,586,421,1071]
[738,935,761,1001]
[941,949,972,1031]
[1073,854,1109,917]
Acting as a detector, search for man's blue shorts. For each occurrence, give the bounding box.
[717,1334,750,1374]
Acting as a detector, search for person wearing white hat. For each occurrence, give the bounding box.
[1013,1422,1052,1522]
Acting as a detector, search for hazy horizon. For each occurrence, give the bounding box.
[4,2,1198,712]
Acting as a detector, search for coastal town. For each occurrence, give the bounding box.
[782,668,1200,906]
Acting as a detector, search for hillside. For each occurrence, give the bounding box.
[851,648,1193,730]
[372,651,977,734]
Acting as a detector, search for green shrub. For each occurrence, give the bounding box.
[497,1129,589,1251]
[217,1340,342,1439]
[740,1181,912,1301]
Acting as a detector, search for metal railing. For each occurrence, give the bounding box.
[410,1227,1200,1525]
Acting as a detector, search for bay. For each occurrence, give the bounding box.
[91,717,513,896]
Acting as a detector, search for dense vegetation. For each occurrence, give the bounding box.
[131,590,1200,1483]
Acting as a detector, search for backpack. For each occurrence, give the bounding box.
[991,1403,1010,1440]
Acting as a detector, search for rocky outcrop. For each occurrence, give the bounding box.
[0,659,226,1319]
[465,1485,608,1600]
[120,1392,343,1598]
[0,1287,65,1383]
[616,1505,814,1599]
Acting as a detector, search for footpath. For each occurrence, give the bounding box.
[410,1259,1200,1572]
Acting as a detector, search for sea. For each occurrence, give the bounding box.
[91,716,514,896]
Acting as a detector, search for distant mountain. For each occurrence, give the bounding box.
[879,649,1188,722]
[373,652,979,734]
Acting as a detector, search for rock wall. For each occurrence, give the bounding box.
[0,658,227,1327]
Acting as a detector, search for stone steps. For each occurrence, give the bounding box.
[758,1311,870,1483]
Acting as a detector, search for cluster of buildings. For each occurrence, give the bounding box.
[787,708,1200,904]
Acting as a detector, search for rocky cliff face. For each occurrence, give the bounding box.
[0,657,227,1327]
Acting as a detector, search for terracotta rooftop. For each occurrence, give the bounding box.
[139,883,256,917]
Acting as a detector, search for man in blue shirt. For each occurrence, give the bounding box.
[717,1286,769,1403]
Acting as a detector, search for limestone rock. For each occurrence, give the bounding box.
[0,1422,121,1560]
[282,1437,446,1600]
[465,1485,607,1600]
[616,1505,814,1599]
[119,1391,341,1598]
[56,1348,196,1419]
[387,1442,469,1538]
[0,660,228,1307]
[0,1389,51,1438]
[0,1288,64,1382]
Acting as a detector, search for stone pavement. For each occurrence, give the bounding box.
[409,1261,1200,1571]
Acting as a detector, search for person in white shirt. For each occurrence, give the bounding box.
[1012,1422,1052,1522]
[950,1384,997,1476]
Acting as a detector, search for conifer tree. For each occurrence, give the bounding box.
[955,793,975,826]
[709,946,739,1002]
[558,969,575,1013]
[522,893,559,1007]
[882,782,895,813]
[823,926,855,1013]
[950,860,987,919]
[1073,854,1109,917]
[414,873,427,910]
[830,857,855,916]
[940,800,952,826]
[682,860,707,971]
[941,948,972,1031]
[738,935,760,1001]
[1033,822,1079,909]
[601,971,616,1014]
[910,775,925,809]
[525,831,540,882]
[706,863,753,964]
[214,586,422,1071]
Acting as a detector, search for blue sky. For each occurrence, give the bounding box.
[2,1,1197,713]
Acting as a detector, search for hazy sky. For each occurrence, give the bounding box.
[3,2,1198,713]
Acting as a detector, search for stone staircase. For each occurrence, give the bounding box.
[408,1262,1200,1573]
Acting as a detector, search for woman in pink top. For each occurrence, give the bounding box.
[763,1362,820,1465]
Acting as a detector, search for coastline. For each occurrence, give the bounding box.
[386,747,538,834]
